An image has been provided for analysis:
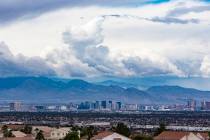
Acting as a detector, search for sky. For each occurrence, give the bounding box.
[0,0,210,78]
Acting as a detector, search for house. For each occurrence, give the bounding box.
[1,125,25,131]
[154,131,209,140]
[49,127,70,140]
[0,130,33,140]
[32,126,53,139]
[91,131,131,140]
[32,126,70,140]
[81,135,89,140]
[0,130,3,138]
[12,131,27,137]
[0,136,34,140]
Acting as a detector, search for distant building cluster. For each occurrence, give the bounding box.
[77,101,123,111]
[0,99,210,112]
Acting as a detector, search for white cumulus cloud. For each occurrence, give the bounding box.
[200,56,210,77]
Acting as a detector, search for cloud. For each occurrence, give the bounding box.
[62,17,105,58]
[44,46,99,77]
[0,13,201,78]
[102,14,199,24]
[46,16,185,77]
[53,17,130,77]
[122,56,184,76]
[200,56,210,77]
[0,0,169,24]
[148,17,199,24]
[0,0,210,78]
[0,42,55,77]
[0,42,13,58]
[167,3,210,17]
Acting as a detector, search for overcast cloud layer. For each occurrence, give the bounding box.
[0,0,169,24]
[0,0,210,78]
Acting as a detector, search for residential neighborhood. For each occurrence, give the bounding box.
[0,123,210,140]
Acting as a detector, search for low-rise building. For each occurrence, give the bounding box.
[32,126,53,139]
[49,127,70,140]
[91,131,131,140]
[32,126,70,140]
[154,131,209,140]
[0,131,33,140]
[12,131,27,137]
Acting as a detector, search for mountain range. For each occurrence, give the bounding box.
[0,76,210,104]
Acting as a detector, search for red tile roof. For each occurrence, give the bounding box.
[0,135,34,140]
[154,131,188,140]
[154,131,209,140]
[195,132,209,139]
[91,131,114,140]
[4,125,25,130]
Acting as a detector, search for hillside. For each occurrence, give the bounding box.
[0,77,210,104]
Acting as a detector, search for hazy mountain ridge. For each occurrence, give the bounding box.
[147,86,210,103]
[0,77,210,104]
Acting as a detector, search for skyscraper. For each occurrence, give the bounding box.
[116,102,122,111]
[101,101,107,109]
[9,102,21,111]
[187,99,196,111]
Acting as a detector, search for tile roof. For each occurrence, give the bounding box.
[12,131,27,137]
[91,131,114,140]
[0,135,33,140]
[154,131,188,140]
[5,125,25,130]
[154,131,209,140]
[196,132,209,138]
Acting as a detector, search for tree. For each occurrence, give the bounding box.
[154,123,166,136]
[3,130,14,137]
[86,126,95,140]
[35,130,45,140]
[80,126,96,140]
[2,125,14,138]
[63,131,80,140]
[71,126,80,132]
[132,135,153,140]
[2,125,8,131]
[21,125,32,134]
[113,123,131,137]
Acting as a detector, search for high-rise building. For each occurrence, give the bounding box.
[101,101,107,109]
[95,101,100,109]
[9,102,22,111]
[108,101,113,110]
[35,105,46,112]
[125,104,138,111]
[187,99,196,111]
[116,102,122,111]
[201,101,210,110]
[78,101,91,110]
